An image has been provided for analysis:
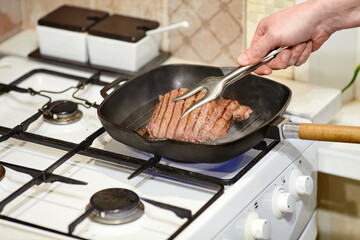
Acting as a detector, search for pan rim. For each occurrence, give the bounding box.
[97,64,292,147]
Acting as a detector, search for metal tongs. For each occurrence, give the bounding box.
[173,47,289,118]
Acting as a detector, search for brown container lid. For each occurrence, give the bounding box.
[38,5,109,32]
[88,15,159,43]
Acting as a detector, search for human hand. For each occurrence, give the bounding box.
[238,0,333,75]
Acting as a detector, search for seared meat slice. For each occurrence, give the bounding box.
[147,88,252,142]
[190,97,213,142]
[166,88,187,139]
[210,100,238,141]
[157,89,179,138]
[197,99,231,142]
[183,91,206,142]
[173,91,196,140]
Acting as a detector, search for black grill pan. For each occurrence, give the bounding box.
[98,64,291,163]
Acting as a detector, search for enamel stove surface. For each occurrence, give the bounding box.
[0,56,317,240]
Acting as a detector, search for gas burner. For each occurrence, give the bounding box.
[87,188,144,225]
[0,165,5,181]
[43,100,82,125]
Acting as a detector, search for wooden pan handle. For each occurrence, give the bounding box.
[298,123,360,143]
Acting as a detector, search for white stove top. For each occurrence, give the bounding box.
[0,137,216,239]
[0,55,317,240]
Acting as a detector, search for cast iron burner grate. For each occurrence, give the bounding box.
[86,188,144,225]
[43,100,83,124]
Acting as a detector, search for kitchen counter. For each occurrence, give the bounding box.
[0,28,39,57]
[318,100,360,181]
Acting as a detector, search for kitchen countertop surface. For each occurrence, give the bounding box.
[318,100,360,181]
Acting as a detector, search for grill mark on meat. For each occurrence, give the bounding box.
[210,101,236,141]
[196,100,217,142]
[191,95,212,142]
[174,94,196,140]
[158,89,179,138]
[152,92,170,137]
[183,92,205,142]
[166,88,187,139]
[198,99,231,141]
[147,94,163,137]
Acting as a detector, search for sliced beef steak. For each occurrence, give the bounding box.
[146,88,253,142]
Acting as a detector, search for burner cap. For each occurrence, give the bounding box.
[43,100,82,124]
[0,165,5,181]
[87,188,144,225]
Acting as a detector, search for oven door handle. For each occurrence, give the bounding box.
[100,76,129,99]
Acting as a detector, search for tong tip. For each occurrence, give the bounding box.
[179,96,211,119]
[179,110,190,119]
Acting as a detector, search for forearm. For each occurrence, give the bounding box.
[313,0,360,32]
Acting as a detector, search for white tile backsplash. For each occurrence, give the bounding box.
[295,28,358,103]
[294,0,360,102]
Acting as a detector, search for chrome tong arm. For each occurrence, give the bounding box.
[173,47,289,119]
[221,47,289,87]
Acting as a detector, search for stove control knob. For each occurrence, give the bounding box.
[245,212,271,240]
[290,169,314,200]
[295,175,313,195]
[272,187,296,219]
[278,192,296,213]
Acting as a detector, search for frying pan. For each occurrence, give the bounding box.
[98,64,360,163]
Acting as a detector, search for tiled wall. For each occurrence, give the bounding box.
[18,0,247,68]
[318,209,360,240]
[317,172,360,240]
[1,0,295,78]
[0,0,22,42]
[168,0,246,67]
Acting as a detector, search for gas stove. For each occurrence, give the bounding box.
[0,55,317,240]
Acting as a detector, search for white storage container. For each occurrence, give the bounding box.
[87,15,160,72]
[36,5,108,63]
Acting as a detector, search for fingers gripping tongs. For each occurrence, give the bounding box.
[172,47,288,119]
